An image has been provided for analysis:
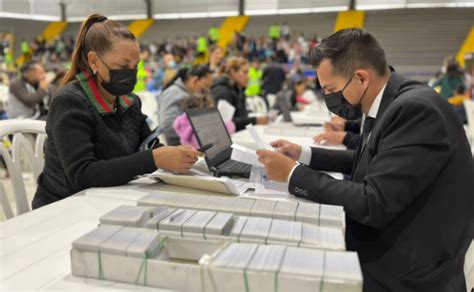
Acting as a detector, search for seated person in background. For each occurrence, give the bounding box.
[173,93,236,148]
[211,56,268,131]
[262,56,286,98]
[447,85,469,124]
[313,116,361,149]
[33,14,202,209]
[208,45,224,78]
[7,60,49,119]
[292,74,317,107]
[158,65,213,145]
[432,62,465,99]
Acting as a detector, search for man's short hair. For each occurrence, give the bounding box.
[20,61,40,76]
[310,28,388,78]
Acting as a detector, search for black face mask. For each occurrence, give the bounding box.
[322,74,365,120]
[97,55,137,96]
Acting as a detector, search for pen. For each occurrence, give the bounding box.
[198,143,213,152]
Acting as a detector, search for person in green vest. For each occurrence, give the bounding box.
[21,38,31,62]
[197,35,208,56]
[133,59,148,92]
[245,58,263,97]
[208,25,220,45]
[133,49,150,92]
[269,23,281,40]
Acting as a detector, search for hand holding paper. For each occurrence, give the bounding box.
[270,139,302,161]
[256,149,297,183]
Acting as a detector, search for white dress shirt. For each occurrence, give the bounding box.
[287,83,387,183]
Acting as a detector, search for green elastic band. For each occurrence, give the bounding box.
[274,271,280,292]
[265,220,273,245]
[237,218,249,243]
[97,251,105,280]
[317,204,322,226]
[319,252,326,292]
[243,269,250,292]
[203,213,218,241]
[135,236,168,286]
[294,202,300,222]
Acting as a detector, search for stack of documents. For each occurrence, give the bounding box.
[99,205,156,228]
[100,205,345,249]
[206,243,363,292]
[138,192,345,230]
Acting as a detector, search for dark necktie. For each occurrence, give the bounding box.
[362,117,375,146]
[351,116,376,178]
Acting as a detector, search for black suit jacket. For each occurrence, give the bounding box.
[289,72,474,291]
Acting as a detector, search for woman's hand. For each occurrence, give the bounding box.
[152,145,203,173]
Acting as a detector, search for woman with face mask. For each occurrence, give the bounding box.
[158,65,213,146]
[32,14,203,209]
[211,57,269,131]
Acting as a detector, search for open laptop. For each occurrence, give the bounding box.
[185,107,252,178]
[277,95,323,127]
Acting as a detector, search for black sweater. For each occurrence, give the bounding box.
[211,76,256,131]
[33,82,158,209]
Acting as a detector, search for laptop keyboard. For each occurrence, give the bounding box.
[219,160,252,174]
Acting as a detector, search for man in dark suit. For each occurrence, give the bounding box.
[257,28,473,291]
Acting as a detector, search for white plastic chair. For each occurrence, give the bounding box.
[246,96,268,114]
[0,119,46,219]
[135,91,159,130]
[463,99,474,145]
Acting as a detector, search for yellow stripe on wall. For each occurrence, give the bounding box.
[218,16,249,50]
[128,19,155,38]
[456,25,474,68]
[334,10,365,32]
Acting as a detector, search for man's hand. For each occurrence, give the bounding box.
[256,150,297,182]
[270,139,302,161]
[39,79,49,91]
[324,116,346,132]
[313,131,347,145]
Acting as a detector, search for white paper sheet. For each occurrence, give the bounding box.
[246,124,273,150]
[251,166,289,196]
[230,143,263,167]
[217,99,236,122]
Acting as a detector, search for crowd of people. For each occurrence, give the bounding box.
[0,13,473,292]
[0,20,473,140]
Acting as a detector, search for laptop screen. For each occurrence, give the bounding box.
[185,107,233,168]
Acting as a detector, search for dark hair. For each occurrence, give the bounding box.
[446,62,463,79]
[455,84,466,95]
[163,65,212,90]
[20,61,41,75]
[61,13,136,86]
[310,28,388,78]
[181,93,215,110]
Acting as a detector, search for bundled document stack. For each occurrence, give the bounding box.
[100,205,345,250]
[204,243,363,292]
[71,226,363,292]
[138,191,345,230]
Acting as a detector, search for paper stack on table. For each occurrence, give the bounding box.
[71,224,361,291]
[99,205,346,249]
[148,169,250,195]
[99,205,156,227]
[205,243,363,292]
[138,192,346,230]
